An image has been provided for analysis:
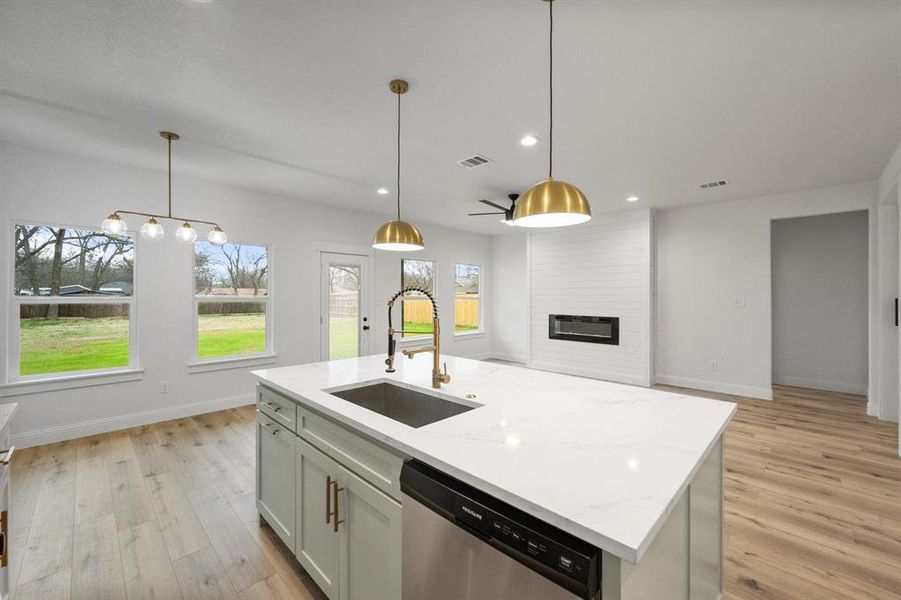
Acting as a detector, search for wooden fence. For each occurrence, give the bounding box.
[197,301,266,315]
[403,297,479,328]
[329,293,359,317]
[20,303,130,319]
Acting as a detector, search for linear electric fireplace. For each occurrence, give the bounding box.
[548,314,619,345]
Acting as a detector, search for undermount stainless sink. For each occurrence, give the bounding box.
[327,381,479,428]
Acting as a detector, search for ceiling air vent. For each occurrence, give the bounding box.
[699,179,729,190]
[457,154,492,169]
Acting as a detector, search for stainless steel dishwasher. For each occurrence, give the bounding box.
[401,460,601,600]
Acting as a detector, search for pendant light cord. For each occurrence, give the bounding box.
[167,136,173,218]
[396,91,402,221]
[548,0,554,180]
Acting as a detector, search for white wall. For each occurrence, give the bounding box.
[529,209,654,386]
[771,211,868,394]
[0,142,494,446]
[489,231,529,364]
[656,181,878,401]
[877,203,898,422]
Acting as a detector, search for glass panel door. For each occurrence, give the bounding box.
[320,253,370,360]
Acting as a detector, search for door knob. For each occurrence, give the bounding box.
[362,325,370,331]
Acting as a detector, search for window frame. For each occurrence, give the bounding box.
[6,220,140,386]
[399,257,438,343]
[190,239,274,367]
[453,262,485,338]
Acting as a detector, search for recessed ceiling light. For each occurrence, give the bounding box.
[626,196,639,203]
[377,188,389,195]
[520,134,539,147]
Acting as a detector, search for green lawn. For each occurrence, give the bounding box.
[19,313,266,375]
[197,313,265,358]
[19,316,129,375]
[20,313,475,376]
[403,321,479,335]
[329,315,359,360]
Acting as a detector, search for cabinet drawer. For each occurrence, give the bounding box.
[258,385,297,433]
[297,405,404,502]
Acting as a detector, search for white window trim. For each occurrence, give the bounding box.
[399,257,438,345]
[453,262,485,338]
[191,241,273,366]
[6,221,140,386]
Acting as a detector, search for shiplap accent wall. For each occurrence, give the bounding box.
[529,209,654,386]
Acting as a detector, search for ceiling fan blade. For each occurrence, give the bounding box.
[479,199,509,211]
[468,212,506,216]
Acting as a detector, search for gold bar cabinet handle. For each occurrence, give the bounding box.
[332,482,345,532]
[326,476,334,524]
[0,446,13,465]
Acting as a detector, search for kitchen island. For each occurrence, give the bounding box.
[252,355,735,600]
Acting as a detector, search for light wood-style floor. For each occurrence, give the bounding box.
[8,386,901,600]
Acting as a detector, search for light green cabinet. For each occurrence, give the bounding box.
[257,385,404,600]
[295,437,402,600]
[337,465,402,600]
[256,411,296,550]
[296,437,342,598]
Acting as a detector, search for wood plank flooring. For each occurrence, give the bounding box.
[658,384,901,600]
[9,405,326,600]
[9,386,901,599]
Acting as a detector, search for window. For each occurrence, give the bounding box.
[194,240,270,361]
[401,259,434,337]
[11,224,136,380]
[454,264,481,333]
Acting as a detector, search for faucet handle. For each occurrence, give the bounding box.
[443,362,447,375]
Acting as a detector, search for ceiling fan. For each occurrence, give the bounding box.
[468,193,519,226]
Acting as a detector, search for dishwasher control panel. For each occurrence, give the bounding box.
[454,496,593,587]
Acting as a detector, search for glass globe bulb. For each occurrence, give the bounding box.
[207,225,227,245]
[140,217,165,240]
[101,213,127,235]
[175,222,197,244]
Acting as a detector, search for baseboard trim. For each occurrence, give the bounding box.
[655,375,773,400]
[772,376,867,396]
[486,353,529,365]
[531,361,652,387]
[11,392,255,448]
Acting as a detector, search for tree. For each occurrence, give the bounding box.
[246,251,268,296]
[46,228,66,319]
[194,249,215,294]
[402,260,433,294]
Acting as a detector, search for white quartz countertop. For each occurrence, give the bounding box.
[252,355,735,563]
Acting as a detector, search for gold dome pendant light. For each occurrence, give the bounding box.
[513,0,591,228]
[372,79,425,251]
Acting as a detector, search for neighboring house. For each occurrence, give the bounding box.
[19,284,128,296]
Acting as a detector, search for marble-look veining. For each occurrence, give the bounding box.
[253,355,735,563]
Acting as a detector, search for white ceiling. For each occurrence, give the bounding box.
[2,0,900,235]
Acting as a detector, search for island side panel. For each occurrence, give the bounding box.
[689,438,723,600]
[601,437,724,600]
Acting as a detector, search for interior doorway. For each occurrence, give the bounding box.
[320,252,371,360]
[771,210,869,395]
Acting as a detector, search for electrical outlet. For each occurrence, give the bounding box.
[160,380,170,394]
[711,360,718,372]
[732,297,746,308]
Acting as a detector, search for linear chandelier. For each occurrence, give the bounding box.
[101,131,227,245]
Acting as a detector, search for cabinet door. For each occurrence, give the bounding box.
[337,465,402,600]
[297,438,342,599]
[256,411,295,550]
